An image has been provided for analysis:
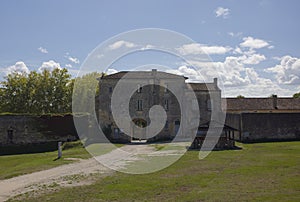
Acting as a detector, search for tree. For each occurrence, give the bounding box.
[0,72,29,113]
[0,68,73,114]
[293,92,300,98]
[236,95,245,98]
[72,72,103,114]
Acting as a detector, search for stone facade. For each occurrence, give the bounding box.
[0,114,80,146]
[98,69,234,149]
[223,97,300,142]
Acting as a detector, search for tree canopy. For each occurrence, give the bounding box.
[0,69,103,114]
[72,72,103,114]
[293,92,300,98]
[236,95,245,98]
[0,68,73,114]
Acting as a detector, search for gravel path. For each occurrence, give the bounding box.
[0,143,185,201]
[0,144,150,201]
[0,157,109,201]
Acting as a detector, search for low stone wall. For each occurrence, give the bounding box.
[225,112,300,142]
[0,114,82,146]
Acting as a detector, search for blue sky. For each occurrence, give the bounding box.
[0,0,300,97]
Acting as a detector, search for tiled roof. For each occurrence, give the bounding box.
[188,83,220,91]
[277,98,300,110]
[101,71,128,79]
[100,71,187,80]
[222,98,300,111]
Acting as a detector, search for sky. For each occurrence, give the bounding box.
[0,0,300,97]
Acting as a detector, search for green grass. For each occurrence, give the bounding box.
[9,141,300,202]
[0,144,91,180]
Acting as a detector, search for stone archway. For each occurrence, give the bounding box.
[132,118,147,140]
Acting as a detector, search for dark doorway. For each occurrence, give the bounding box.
[174,120,180,136]
[132,118,147,140]
[7,127,14,144]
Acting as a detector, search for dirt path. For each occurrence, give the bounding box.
[0,144,157,201]
[0,143,187,201]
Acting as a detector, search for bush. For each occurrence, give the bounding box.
[62,140,84,150]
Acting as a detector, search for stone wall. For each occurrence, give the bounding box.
[225,112,300,142]
[0,114,80,146]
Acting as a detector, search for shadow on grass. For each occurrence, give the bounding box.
[0,142,58,156]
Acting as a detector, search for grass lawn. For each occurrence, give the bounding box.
[9,141,300,202]
[0,144,91,180]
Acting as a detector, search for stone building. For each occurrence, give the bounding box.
[98,69,235,149]
[223,96,300,142]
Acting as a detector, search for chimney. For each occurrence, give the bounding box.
[213,78,218,87]
[151,69,157,76]
[272,94,278,109]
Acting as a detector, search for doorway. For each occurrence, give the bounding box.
[132,118,147,140]
[174,120,180,136]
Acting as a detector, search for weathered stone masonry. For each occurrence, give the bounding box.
[0,114,80,146]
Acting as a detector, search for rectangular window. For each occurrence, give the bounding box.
[109,87,113,93]
[207,100,212,111]
[164,84,168,93]
[137,84,142,93]
[137,100,143,111]
[164,120,169,130]
[114,128,119,137]
[164,99,169,110]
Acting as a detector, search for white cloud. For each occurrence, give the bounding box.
[173,60,293,97]
[228,32,242,37]
[177,43,231,55]
[233,47,243,54]
[245,68,259,83]
[6,61,30,75]
[106,68,118,75]
[38,60,61,72]
[215,7,230,18]
[242,54,266,65]
[38,47,48,54]
[65,64,72,68]
[108,40,137,50]
[265,55,300,84]
[96,54,104,59]
[140,44,155,51]
[171,56,247,86]
[240,36,269,49]
[68,56,80,64]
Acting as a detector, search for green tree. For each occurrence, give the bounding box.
[236,95,245,98]
[72,72,103,114]
[0,68,73,114]
[293,92,300,98]
[1,72,29,113]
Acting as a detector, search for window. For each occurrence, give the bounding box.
[137,100,143,111]
[164,99,169,110]
[109,87,113,93]
[164,84,168,93]
[164,120,169,130]
[207,100,212,111]
[114,128,119,137]
[137,84,142,93]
